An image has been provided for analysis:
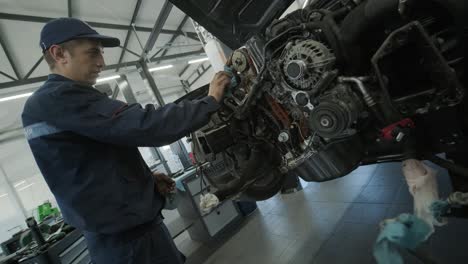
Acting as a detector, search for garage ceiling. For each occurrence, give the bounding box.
[0,0,212,134]
[0,0,207,86]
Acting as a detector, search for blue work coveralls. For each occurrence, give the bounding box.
[21,74,220,263]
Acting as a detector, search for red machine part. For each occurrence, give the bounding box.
[380,118,415,140]
[299,119,309,141]
[265,95,291,128]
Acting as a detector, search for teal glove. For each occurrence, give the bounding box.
[430,200,450,223]
[374,214,433,264]
[224,65,239,90]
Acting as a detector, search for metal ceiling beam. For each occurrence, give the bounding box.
[116,0,143,72]
[139,61,166,106]
[0,76,47,89]
[188,64,212,87]
[160,15,189,58]
[150,49,204,63]
[24,57,44,79]
[0,61,136,89]
[0,71,16,81]
[178,64,191,77]
[141,0,173,59]
[0,30,21,80]
[68,0,73,17]
[180,32,199,42]
[149,48,164,61]
[180,80,190,93]
[0,13,198,39]
[119,46,140,58]
[110,50,204,73]
[101,61,139,71]
[149,15,194,61]
[0,50,205,89]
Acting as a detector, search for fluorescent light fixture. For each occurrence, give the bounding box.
[96,75,121,83]
[161,146,171,150]
[188,57,209,64]
[303,0,310,8]
[14,180,26,188]
[149,65,174,72]
[0,193,8,198]
[18,183,35,191]
[0,92,33,102]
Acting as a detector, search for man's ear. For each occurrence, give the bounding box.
[49,45,67,65]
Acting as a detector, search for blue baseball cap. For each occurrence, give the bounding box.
[40,17,120,52]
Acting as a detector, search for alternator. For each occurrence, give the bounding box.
[281,39,335,90]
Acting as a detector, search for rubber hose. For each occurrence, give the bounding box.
[428,155,468,178]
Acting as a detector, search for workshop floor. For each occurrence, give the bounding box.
[174,162,468,264]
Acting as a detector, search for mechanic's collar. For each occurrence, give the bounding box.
[48,73,75,82]
[47,74,96,89]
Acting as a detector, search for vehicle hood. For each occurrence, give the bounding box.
[169,0,295,49]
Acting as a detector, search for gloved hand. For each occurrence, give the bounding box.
[208,71,231,103]
[153,172,175,195]
[223,65,239,89]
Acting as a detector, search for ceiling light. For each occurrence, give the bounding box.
[18,183,35,191]
[0,193,8,198]
[0,92,33,102]
[96,75,121,83]
[303,0,310,8]
[161,146,171,150]
[14,180,26,188]
[149,65,174,72]
[188,57,209,64]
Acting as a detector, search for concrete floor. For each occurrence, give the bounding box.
[174,162,468,264]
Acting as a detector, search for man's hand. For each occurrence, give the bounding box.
[153,172,175,195]
[208,71,232,103]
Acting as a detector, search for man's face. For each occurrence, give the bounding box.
[62,39,105,85]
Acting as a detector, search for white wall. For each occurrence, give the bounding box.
[0,137,59,253]
[0,137,58,211]
[0,138,39,183]
[0,180,27,250]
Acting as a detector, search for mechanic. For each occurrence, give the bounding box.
[21,17,230,264]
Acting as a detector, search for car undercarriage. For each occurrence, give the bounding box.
[171,0,468,202]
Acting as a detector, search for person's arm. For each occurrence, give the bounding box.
[39,72,230,146]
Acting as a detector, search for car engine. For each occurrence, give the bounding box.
[179,0,468,201]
